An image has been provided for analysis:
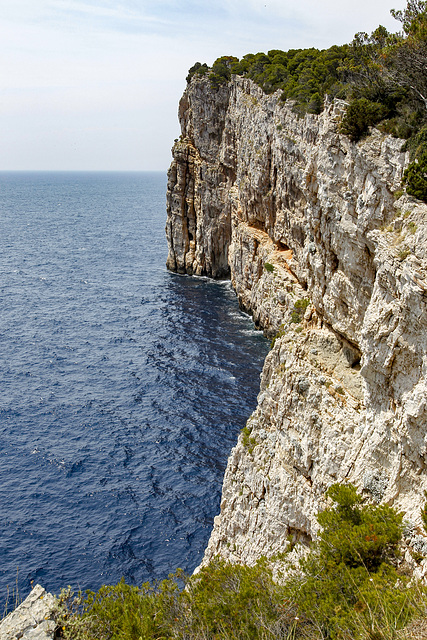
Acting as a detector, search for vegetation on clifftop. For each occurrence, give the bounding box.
[56,484,427,639]
[187,1,427,201]
[187,47,349,115]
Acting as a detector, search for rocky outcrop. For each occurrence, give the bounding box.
[165,81,233,278]
[166,75,427,566]
[0,584,56,640]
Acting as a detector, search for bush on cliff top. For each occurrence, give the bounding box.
[57,483,426,640]
[187,45,349,115]
[339,98,389,141]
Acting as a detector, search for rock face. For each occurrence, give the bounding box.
[166,75,427,566]
[0,584,56,640]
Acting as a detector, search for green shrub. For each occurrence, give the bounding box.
[290,298,310,324]
[241,425,257,453]
[294,298,310,312]
[186,61,209,83]
[271,324,286,348]
[56,576,186,640]
[290,311,302,323]
[397,246,411,260]
[317,483,403,570]
[57,484,427,640]
[402,123,427,160]
[340,98,389,141]
[264,262,275,272]
[209,56,239,88]
[421,491,427,535]
[307,91,323,114]
[285,483,415,639]
[186,558,290,638]
[403,150,427,203]
[58,561,293,640]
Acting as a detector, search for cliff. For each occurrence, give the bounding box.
[166,75,427,566]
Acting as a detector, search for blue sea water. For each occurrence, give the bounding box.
[0,171,268,602]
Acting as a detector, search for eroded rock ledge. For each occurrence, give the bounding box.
[166,75,427,566]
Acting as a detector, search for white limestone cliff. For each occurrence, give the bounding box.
[166,75,427,566]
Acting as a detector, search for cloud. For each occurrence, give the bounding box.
[3,0,405,43]
[0,0,407,169]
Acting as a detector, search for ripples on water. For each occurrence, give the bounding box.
[0,171,268,601]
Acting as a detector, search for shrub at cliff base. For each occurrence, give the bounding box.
[56,484,426,640]
[56,561,291,640]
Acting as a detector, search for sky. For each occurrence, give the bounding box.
[1,0,406,171]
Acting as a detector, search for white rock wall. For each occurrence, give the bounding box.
[166,75,427,566]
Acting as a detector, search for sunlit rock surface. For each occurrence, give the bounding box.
[166,75,427,566]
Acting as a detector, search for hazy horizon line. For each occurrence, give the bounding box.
[0,169,168,173]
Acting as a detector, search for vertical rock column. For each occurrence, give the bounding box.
[166,140,199,275]
[166,78,234,279]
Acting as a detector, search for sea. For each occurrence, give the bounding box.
[0,171,269,604]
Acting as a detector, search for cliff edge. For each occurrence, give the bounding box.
[166,75,427,566]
